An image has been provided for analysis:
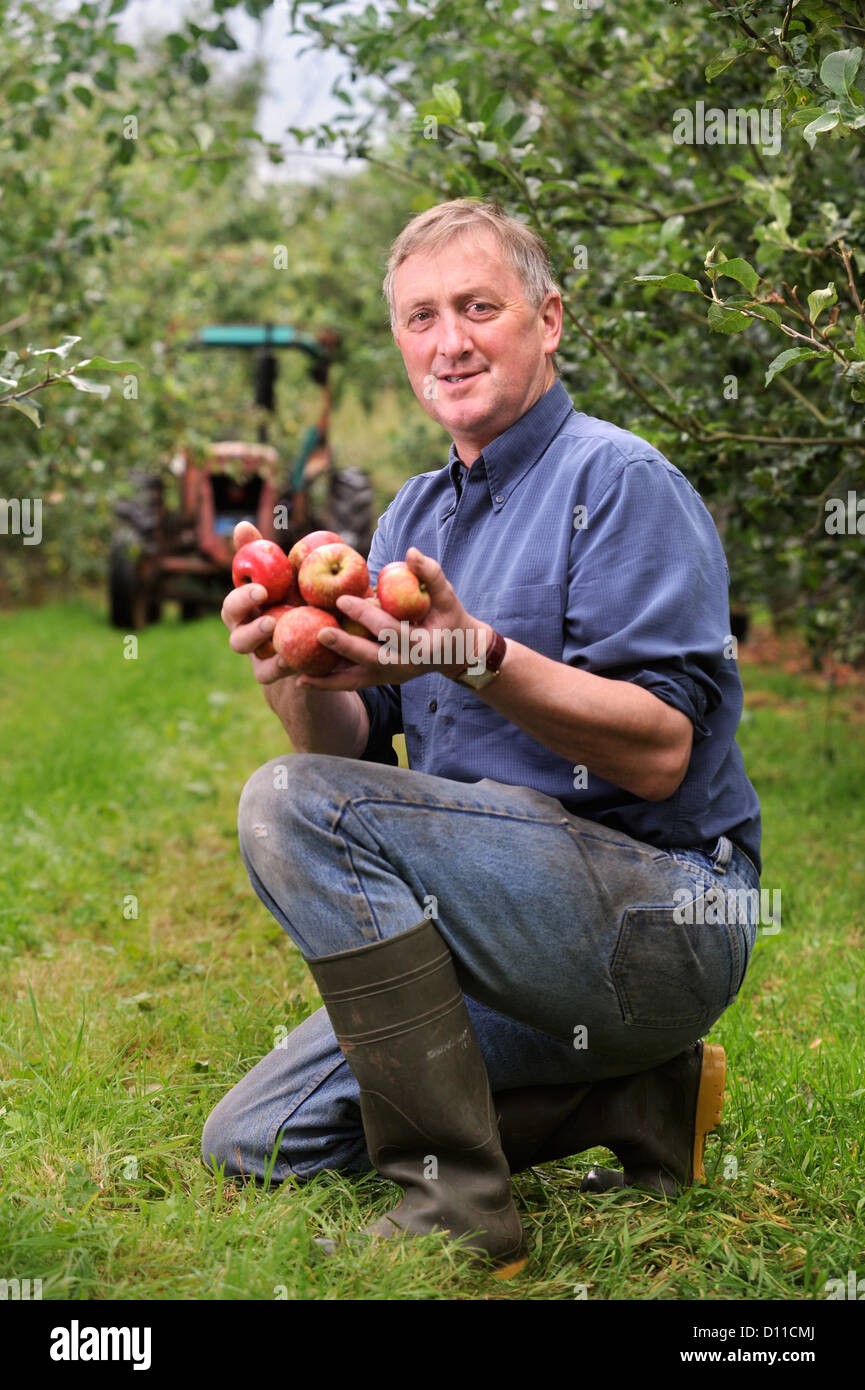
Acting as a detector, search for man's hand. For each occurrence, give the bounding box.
[296,547,486,691]
[220,522,356,687]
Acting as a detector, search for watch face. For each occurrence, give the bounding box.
[458,667,498,690]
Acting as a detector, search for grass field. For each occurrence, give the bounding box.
[1,596,863,1301]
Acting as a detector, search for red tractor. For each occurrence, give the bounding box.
[108,324,374,628]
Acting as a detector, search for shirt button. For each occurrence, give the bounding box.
[495,494,504,504]
[428,699,438,713]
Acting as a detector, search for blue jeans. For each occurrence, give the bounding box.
[201,754,761,1183]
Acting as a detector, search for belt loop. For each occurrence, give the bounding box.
[713,835,732,874]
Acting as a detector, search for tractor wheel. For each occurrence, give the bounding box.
[109,531,153,630]
[114,471,163,537]
[326,467,375,557]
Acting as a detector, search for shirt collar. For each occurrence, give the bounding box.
[446,377,576,511]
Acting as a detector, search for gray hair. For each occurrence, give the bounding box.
[383,199,562,339]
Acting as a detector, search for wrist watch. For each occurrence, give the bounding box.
[455,628,508,690]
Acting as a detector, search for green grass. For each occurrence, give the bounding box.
[1,598,863,1300]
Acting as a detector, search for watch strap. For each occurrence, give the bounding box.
[456,627,507,687]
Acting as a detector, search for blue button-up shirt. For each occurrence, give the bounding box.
[358,378,762,875]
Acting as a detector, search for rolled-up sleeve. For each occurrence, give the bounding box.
[355,499,403,764]
[564,457,728,743]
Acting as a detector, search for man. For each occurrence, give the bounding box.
[204,199,762,1276]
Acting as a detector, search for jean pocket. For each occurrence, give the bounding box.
[610,880,742,1030]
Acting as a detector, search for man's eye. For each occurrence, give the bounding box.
[409,310,432,324]
[468,302,493,313]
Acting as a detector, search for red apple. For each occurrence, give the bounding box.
[232,540,296,604]
[377,562,431,622]
[272,606,342,676]
[255,603,301,660]
[340,596,382,638]
[298,542,369,612]
[287,529,344,573]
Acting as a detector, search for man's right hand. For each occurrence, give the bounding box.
[223,523,371,755]
[221,578,292,686]
[221,522,358,689]
[220,522,292,686]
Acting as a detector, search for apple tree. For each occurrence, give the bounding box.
[286,0,865,666]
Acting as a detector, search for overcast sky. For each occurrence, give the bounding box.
[117,0,379,182]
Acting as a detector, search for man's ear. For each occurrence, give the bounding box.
[542,292,563,354]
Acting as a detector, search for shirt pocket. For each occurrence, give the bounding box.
[460,581,564,712]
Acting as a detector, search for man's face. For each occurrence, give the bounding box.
[391,227,562,462]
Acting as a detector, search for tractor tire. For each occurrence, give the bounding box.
[326,467,375,557]
[109,531,152,630]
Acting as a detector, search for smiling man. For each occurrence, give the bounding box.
[204,200,762,1275]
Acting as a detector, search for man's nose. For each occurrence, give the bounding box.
[433,312,475,362]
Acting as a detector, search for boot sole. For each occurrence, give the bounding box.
[692,1043,726,1183]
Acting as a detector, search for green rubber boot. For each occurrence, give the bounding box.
[494,1040,726,1196]
[306,919,527,1276]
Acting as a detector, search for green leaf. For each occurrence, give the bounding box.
[29,335,82,360]
[715,258,760,294]
[788,105,826,126]
[191,121,214,152]
[748,304,783,326]
[73,357,140,373]
[166,32,191,58]
[208,20,239,50]
[854,318,865,360]
[767,187,792,234]
[707,302,751,334]
[807,282,837,324]
[659,214,685,246]
[7,79,37,102]
[208,159,232,185]
[802,111,839,148]
[188,57,210,85]
[633,273,703,293]
[62,374,112,399]
[705,48,744,82]
[432,83,461,121]
[6,396,43,427]
[819,47,862,99]
[764,347,822,385]
[72,84,94,108]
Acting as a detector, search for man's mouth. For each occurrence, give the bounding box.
[438,369,484,386]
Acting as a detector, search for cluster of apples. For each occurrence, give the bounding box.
[231,530,431,675]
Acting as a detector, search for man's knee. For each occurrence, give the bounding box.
[200,1091,292,1185]
[200,1097,248,1180]
[237,753,330,857]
